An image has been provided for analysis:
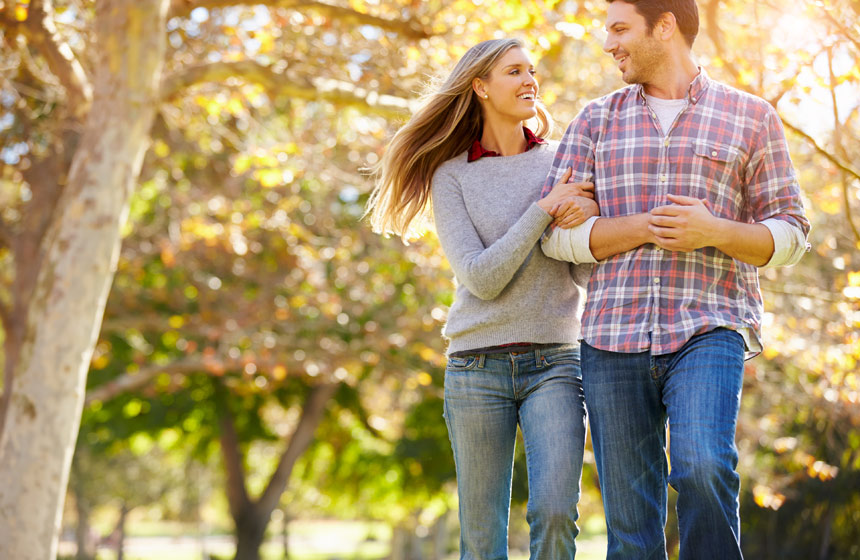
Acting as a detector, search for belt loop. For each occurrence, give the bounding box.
[477,354,486,368]
[534,347,542,368]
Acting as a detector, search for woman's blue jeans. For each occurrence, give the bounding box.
[443,344,587,560]
[581,328,746,560]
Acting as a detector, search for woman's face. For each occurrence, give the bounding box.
[476,47,539,125]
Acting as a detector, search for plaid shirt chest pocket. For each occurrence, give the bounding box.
[685,140,747,218]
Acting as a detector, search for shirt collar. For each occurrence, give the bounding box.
[467,126,546,162]
[636,67,710,106]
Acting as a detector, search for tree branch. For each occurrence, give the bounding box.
[702,0,746,91]
[84,355,309,405]
[19,0,93,116]
[160,60,411,117]
[780,119,860,184]
[256,381,339,516]
[168,0,431,39]
[816,4,860,53]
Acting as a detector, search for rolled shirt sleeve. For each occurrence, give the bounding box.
[760,218,809,268]
[541,216,599,264]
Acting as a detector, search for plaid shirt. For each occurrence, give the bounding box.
[541,70,809,356]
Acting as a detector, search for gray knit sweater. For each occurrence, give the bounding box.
[431,142,589,355]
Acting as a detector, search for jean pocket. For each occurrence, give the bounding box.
[541,350,580,368]
[446,355,479,370]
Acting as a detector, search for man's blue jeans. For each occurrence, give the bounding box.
[581,328,745,560]
[444,344,587,560]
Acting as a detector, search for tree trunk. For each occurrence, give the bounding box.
[115,503,130,560]
[234,514,268,560]
[216,382,339,560]
[0,1,168,558]
[389,524,409,560]
[73,490,96,560]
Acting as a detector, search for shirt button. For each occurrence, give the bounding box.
[664,138,670,147]
[711,150,718,157]
[660,174,668,182]
[653,277,661,284]
[691,97,697,103]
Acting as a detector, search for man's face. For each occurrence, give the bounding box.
[603,1,666,85]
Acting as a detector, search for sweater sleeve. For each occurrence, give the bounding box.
[431,168,553,301]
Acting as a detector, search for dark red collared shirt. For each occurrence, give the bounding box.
[467,127,546,162]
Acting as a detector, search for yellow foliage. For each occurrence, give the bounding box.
[233,155,252,175]
[153,140,170,158]
[226,97,244,116]
[416,372,433,386]
[256,168,282,188]
[818,199,842,215]
[752,484,785,510]
[15,4,28,22]
[272,365,288,381]
[91,353,110,370]
[168,315,185,328]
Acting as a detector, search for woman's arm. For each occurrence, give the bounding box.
[432,170,553,301]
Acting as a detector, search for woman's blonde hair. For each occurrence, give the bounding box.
[366,38,552,240]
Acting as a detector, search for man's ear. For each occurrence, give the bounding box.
[655,12,677,41]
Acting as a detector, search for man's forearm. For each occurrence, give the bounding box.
[711,219,774,267]
[590,214,654,261]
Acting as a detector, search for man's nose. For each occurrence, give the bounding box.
[603,35,616,53]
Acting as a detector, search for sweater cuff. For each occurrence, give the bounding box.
[761,218,808,268]
[525,201,555,231]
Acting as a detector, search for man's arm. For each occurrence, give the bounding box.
[649,195,774,266]
[648,103,809,267]
[542,213,655,263]
[590,214,655,260]
[541,106,656,263]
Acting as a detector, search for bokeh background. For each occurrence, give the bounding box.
[0,1,858,559]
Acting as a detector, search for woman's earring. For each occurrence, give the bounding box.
[484,94,489,99]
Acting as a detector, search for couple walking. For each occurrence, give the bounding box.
[367,0,809,558]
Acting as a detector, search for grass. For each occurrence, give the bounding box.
[60,518,607,560]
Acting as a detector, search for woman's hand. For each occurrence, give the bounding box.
[552,197,599,229]
[537,167,594,214]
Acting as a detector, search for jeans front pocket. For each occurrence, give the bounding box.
[540,346,581,369]
[446,355,479,371]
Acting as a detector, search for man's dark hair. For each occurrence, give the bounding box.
[607,0,699,48]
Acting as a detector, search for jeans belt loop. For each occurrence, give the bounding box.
[477,354,486,368]
[534,347,542,367]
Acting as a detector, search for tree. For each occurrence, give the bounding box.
[0,0,429,556]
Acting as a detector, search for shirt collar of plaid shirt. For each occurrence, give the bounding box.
[635,66,710,106]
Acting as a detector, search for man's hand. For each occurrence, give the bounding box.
[648,194,721,252]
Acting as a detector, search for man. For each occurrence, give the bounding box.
[540,0,809,558]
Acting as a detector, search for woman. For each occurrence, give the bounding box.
[366,38,596,558]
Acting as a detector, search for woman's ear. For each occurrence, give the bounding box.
[472,77,488,100]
